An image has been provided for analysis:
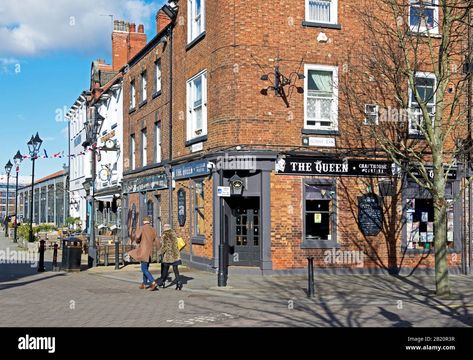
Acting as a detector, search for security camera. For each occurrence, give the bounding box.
[207,161,215,170]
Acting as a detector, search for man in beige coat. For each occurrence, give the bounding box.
[128,216,160,291]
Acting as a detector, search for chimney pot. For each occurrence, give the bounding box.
[112,19,147,71]
[138,24,144,33]
[156,10,172,34]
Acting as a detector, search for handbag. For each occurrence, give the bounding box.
[177,237,186,251]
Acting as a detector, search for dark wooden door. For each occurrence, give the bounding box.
[228,197,260,267]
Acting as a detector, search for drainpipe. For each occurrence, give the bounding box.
[167,24,174,226]
[468,7,472,274]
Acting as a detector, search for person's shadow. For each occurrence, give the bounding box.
[158,275,194,288]
[378,307,413,327]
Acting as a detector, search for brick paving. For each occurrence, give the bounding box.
[1,234,473,327]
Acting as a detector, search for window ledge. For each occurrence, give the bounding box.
[408,30,441,39]
[407,133,426,140]
[301,240,339,249]
[152,90,162,99]
[301,128,340,136]
[139,99,147,108]
[401,247,460,254]
[191,236,206,245]
[185,135,208,147]
[128,107,136,114]
[302,21,342,30]
[186,31,206,51]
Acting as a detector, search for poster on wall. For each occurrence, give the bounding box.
[177,189,186,227]
[358,193,383,236]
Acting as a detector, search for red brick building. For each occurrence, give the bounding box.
[121,0,468,275]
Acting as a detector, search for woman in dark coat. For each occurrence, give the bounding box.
[158,224,182,290]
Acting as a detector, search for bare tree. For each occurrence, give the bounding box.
[340,0,472,297]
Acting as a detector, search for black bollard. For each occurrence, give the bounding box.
[52,243,58,270]
[307,256,315,297]
[38,240,46,272]
[115,240,119,270]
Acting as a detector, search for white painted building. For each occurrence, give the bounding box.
[66,92,90,231]
[94,75,124,236]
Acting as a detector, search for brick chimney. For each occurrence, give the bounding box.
[156,9,172,34]
[112,20,147,71]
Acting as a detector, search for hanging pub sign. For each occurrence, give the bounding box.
[275,156,393,177]
[409,166,457,181]
[177,189,186,227]
[131,204,137,230]
[358,193,383,236]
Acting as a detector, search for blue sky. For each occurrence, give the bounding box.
[0,0,164,179]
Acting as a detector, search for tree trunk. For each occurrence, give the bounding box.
[433,162,450,297]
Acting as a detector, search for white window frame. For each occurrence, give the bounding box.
[141,72,147,102]
[130,134,136,170]
[408,72,436,136]
[187,0,205,44]
[305,0,338,25]
[186,70,208,141]
[409,0,439,34]
[141,128,147,167]
[364,104,379,125]
[130,81,136,109]
[155,121,161,163]
[304,64,339,130]
[155,60,162,93]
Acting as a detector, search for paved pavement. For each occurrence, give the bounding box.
[1,233,473,327]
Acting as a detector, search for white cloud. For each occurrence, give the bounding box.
[0,0,160,57]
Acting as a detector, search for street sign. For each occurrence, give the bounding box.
[217,186,231,197]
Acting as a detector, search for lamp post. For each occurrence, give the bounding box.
[13,151,23,243]
[83,105,104,268]
[27,133,43,242]
[4,160,13,237]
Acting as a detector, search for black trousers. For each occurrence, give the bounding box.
[161,263,180,284]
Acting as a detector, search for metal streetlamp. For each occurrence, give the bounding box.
[4,160,13,237]
[27,133,43,242]
[13,151,23,243]
[83,105,104,268]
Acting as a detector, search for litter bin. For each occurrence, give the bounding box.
[61,237,82,272]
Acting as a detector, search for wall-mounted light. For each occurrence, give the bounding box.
[229,173,244,196]
[259,64,305,107]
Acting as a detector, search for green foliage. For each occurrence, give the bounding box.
[34,224,58,234]
[17,223,58,242]
[18,223,34,242]
[65,217,81,227]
